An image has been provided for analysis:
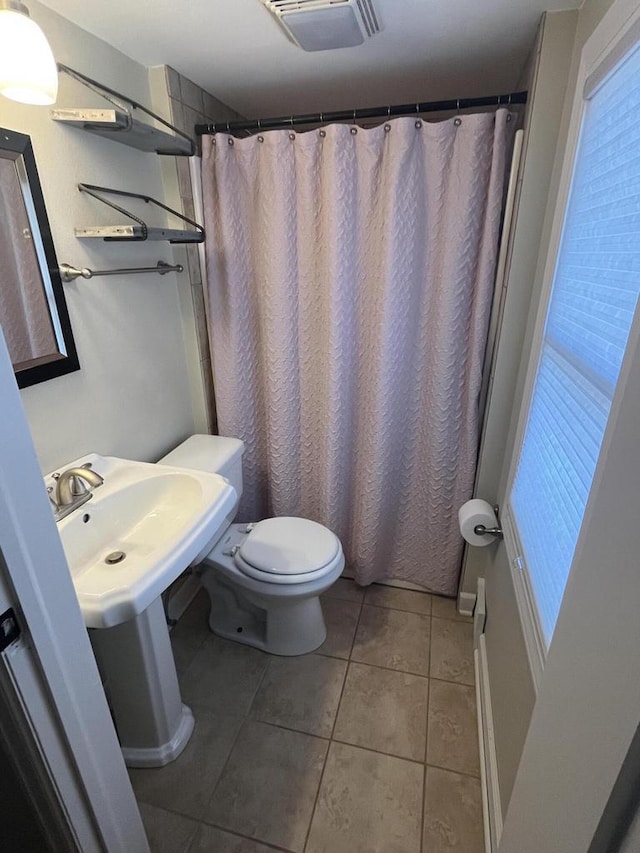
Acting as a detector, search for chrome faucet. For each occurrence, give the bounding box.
[50,463,104,522]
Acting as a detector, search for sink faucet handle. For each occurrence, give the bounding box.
[47,486,59,512]
[68,475,89,498]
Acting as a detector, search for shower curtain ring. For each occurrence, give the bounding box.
[387,106,391,117]
[290,116,294,128]
[454,99,462,127]
[415,103,420,114]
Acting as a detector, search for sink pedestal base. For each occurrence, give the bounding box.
[89,597,194,768]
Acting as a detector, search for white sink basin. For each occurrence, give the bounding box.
[47,453,237,628]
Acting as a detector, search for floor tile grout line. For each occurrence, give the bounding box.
[246,653,274,718]
[322,594,365,606]
[197,815,296,852]
[358,602,432,624]
[425,759,482,780]
[241,717,332,743]
[182,817,200,853]
[424,670,431,768]
[136,797,204,831]
[347,654,430,680]
[197,658,271,824]
[300,723,333,852]
[188,710,432,770]
[301,602,363,853]
[318,651,475,687]
[421,667,431,853]
[430,612,473,624]
[330,733,428,767]
[329,584,471,624]
[163,589,478,851]
[430,674,476,689]
[189,713,244,823]
[361,600,433,618]
[347,593,366,661]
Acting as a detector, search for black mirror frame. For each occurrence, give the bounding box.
[1,127,80,389]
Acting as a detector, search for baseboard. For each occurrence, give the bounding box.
[475,633,503,852]
[342,570,474,612]
[167,573,202,624]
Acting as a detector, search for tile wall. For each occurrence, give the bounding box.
[151,66,246,434]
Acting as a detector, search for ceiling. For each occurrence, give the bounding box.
[41,0,582,119]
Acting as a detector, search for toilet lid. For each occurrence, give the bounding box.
[239,517,340,575]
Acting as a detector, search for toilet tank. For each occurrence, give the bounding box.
[158,434,244,499]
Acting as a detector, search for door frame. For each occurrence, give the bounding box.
[498,1,640,850]
[0,329,148,851]
[501,0,640,692]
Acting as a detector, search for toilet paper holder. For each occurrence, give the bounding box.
[473,505,504,539]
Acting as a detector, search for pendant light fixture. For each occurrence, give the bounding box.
[0,0,58,105]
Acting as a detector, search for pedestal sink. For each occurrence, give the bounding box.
[46,453,237,767]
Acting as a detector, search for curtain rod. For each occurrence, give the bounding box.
[195,91,527,136]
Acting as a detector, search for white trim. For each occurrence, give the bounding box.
[343,569,475,615]
[475,634,503,852]
[0,609,90,850]
[472,578,485,647]
[167,572,202,623]
[501,510,544,693]
[477,129,525,428]
[458,590,476,618]
[0,328,148,852]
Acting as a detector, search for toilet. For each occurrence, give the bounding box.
[159,434,344,655]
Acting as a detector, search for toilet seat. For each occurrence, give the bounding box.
[233,517,343,585]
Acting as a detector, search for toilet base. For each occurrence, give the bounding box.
[202,571,327,656]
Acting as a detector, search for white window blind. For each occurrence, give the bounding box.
[510,42,640,646]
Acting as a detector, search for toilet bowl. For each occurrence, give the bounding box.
[159,435,344,656]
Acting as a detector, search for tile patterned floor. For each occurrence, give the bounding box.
[131,579,484,853]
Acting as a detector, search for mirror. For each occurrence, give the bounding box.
[0,126,79,388]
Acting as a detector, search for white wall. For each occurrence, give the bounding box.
[0,1,196,473]
[461,11,579,599]
[460,13,579,814]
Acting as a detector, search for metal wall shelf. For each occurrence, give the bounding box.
[75,184,205,244]
[74,225,203,243]
[52,108,193,157]
[53,64,194,157]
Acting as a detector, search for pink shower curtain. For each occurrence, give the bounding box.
[0,158,57,368]
[201,111,512,594]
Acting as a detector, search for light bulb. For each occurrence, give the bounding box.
[0,2,58,105]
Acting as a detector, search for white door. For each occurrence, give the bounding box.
[489,1,640,850]
[0,327,149,851]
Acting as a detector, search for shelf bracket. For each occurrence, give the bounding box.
[56,64,195,156]
[76,184,205,244]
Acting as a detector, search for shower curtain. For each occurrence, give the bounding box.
[201,110,513,594]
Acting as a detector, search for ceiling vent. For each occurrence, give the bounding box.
[261,0,381,51]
